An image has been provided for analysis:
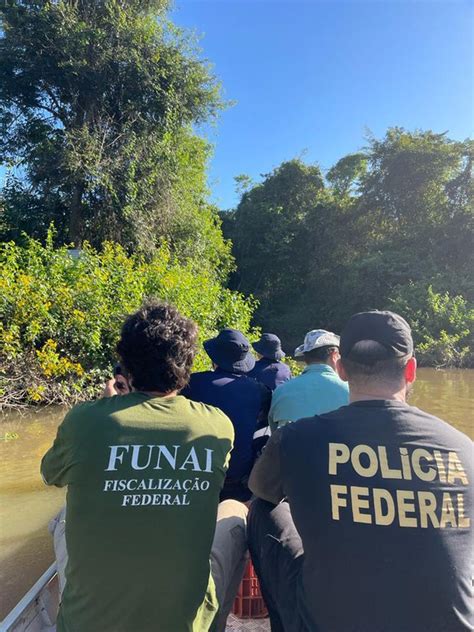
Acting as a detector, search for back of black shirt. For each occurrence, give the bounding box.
[280,400,473,632]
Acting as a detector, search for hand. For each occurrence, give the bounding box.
[102,376,131,397]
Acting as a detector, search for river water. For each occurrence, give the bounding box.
[0,368,473,619]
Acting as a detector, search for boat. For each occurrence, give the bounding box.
[0,564,58,632]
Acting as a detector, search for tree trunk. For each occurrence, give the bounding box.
[68,181,84,247]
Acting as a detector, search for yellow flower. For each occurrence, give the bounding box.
[27,385,45,402]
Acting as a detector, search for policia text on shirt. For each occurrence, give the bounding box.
[329,443,470,528]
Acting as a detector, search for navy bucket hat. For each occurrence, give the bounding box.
[252,333,285,361]
[204,329,256,374]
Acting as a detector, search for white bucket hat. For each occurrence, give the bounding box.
[294,329,340,358]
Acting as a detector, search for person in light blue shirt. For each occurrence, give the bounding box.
[269,329,349,432]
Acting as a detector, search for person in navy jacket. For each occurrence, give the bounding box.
[248,333,292,391]
[182,329,271,502]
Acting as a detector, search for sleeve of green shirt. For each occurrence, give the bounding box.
[248,427,285,505]
[41,409,75,487]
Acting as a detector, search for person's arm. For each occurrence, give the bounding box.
[275,363,292,387]
[251,383,272,461]
[42,381,117,487]
[41,410,75,487]
[248,428,285,505]
[257,383,271,427]
[268,398,277,433]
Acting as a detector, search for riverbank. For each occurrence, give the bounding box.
[2,360,472,414]
[2,368,473,433]
[0,236,257,414]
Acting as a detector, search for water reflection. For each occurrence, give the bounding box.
[0,406,66,617]
[410,368,473,439]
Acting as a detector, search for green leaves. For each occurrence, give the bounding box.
[390,284,473,367]
[224,129,473,361]
[327,153,367,197]
[0,233,255,408]
[0,0,224,259]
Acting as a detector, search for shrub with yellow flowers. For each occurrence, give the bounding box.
[0,230,257,410]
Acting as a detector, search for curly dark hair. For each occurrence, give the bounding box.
[116,300,198,393]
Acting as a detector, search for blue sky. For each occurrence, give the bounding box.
[172,0,473,209]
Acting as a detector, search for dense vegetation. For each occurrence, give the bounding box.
[0,0,245,409]
[224,130,473,367]
[0,0,230,270]
[0,233,255,409]
[0,3,472,409]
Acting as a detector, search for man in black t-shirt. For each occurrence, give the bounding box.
[248,310,473,632]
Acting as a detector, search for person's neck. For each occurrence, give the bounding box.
[305,361,333,370]
[349,389,406,404]
[133,388,178,399]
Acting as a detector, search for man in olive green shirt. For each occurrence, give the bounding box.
[42,301,247,632]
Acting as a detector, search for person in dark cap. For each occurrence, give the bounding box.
[247,333,292,391]
[247,310,473,632]
[182,328,271,502]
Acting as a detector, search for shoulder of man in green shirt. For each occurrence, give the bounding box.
[41,393,235,487]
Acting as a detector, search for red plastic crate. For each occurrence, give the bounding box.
[232,559,268,619]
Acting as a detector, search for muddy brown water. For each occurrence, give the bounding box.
[0,368,473,619]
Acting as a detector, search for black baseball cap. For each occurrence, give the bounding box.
[340,310,413,360]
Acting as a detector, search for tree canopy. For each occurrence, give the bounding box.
[224,129,473,366]
[0,0,228,266]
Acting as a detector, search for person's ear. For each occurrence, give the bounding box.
[336,357,348,382]
[404,356,417,384]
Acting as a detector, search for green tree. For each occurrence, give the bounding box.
[389,283,473,367]
[224,159,326,346]
[0,232,256,408]
[326,152,367,197]
[228,159,324,293]
[223,129,473,361]
[318,130,473,335]
[351,129,474,306]
[0,0,226,262]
